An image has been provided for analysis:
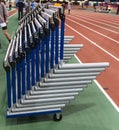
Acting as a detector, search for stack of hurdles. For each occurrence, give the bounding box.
[3,4,109,121]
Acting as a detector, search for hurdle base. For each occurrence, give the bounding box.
[6,108,62,118]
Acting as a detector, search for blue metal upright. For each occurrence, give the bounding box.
[31,48,35,86]
[3,42,12,109]
[54,18,59,65]
[16,61,21,99]
[19,29,26,96]
[24,23,31,92]
[45,34,50,74]
[41,39,45,78]
[6,70,11,108]
[21,51,26,95]
[11,65,16,104]
[15,33,21,100]
[8,37,17,105]
[50,27,55,69]
[34,33,40,83]
[26,53,31,91]
[59,10,65,62]
[40,11,51,76]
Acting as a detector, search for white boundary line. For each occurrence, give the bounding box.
[68,15,119,34]
[8,10,17,19]
[74,54,119,113]
[71,13,119,29]
[66,18,119,44]
[66,24,119,61]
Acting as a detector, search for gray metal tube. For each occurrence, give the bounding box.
[21,96,74,104]
[64,44,84,48]
[31,88,83,95]
[38,80,92,87]
[15,33,19,54]
[7,108,62,115]
[54,68,106,74]
[26,92,79,99]
[35,84,86,91]
[49,72,100,78]
[44,76,96,83]
[12,104,65,112]
[16,101,69,108]
[59,62,110,69]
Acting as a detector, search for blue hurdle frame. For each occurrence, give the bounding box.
[3,5,65,118]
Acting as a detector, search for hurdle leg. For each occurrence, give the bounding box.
[60,14,65,64]
[36,43,40,82]
[16,61,21,100]
[41,40,45,82]
[45,35,50,78]
[54,18,59,68]
[21,55,26,96]
[11,65,17,107]
[6,70,11,110]
[50,30,55,73]
[26,53,31,91]
[31,49,35,86]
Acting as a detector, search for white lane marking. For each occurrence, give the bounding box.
[8,11,17,18]
[68,15,119,34]
[66,17,119,44]
[72,12,119,27]
[66,24,119,61]
[74,54,119,113]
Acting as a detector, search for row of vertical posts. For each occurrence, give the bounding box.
[3,4,65,118]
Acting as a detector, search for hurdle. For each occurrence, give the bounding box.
[3,4,109,121]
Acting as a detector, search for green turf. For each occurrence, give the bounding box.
[0,14,119,130]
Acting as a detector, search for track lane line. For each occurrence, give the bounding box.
[73,11,119,24]
[66,18,119,44]
[71,14,119,27]
[66,24,119,61]
[9,12,17,18]
[74,54,119,113]
[68,15,119,33]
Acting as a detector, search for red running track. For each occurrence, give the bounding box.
[64,6,119,108]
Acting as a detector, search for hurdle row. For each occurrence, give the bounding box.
[3,4,109,120]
